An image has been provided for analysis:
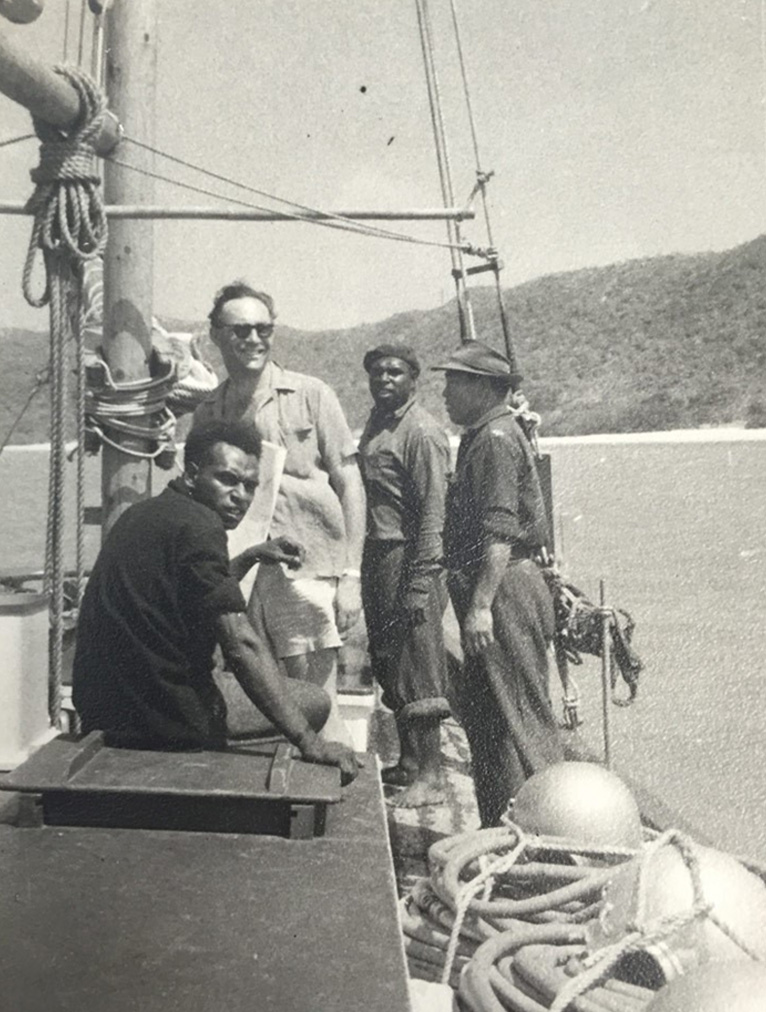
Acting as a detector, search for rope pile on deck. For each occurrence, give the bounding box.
[400,821,641,995]
[398,765,766,1010]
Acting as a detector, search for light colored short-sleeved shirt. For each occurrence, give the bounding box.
[194,361,358,578]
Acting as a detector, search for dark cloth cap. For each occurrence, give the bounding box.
[363,343,420,378]
[431,341,521,386]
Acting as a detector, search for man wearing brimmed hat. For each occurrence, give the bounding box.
[433,341,563,826]
[358,343,451,807]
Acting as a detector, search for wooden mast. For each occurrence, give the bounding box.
[0,0,472,544]
[0,24,120,152]
[100,0,157,536]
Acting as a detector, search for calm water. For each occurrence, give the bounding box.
[1,435,764,858]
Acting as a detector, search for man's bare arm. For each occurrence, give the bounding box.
[214,609,359,783]
[229,536,304,583]
[327,456,367,636]
[463,541,512,655]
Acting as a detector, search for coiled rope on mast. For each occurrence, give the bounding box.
[22,64,108,728]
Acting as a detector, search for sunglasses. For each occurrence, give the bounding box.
[220,322,274,341]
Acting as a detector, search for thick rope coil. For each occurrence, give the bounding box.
[460,924,589,1012]
[407,824,655,1000]
[73,279,87,612]
[18,65,109,727]
[435,823,640,986]
[442,832,527,983]
[83,353,178,467]
[548,830,765,1012]
[44,253,72,727]
[23,66,108,309]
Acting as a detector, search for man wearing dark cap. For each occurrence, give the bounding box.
[358,344,451,807]
[434,341,563,826]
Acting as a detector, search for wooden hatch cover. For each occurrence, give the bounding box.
[1,731,341,838]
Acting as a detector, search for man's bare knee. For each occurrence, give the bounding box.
[287,679,331,733]
[284,648,337,685]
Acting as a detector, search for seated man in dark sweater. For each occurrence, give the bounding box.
[72,418,359,784]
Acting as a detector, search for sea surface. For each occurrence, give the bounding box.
[1,432,764,859]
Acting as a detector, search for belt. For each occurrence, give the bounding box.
[447,543,535,572]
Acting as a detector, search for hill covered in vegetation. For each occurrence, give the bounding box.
[3,234,766,444]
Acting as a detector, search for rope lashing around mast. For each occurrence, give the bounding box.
[21,65,109,727]
[83,352,178,468]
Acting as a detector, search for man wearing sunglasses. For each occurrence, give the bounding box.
[193,282,366,747]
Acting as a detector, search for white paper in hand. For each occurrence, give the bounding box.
[227,439,286,599]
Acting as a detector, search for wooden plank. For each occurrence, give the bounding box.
[3,736,340,803]
[267,742,293,796]
[66,730,106,779]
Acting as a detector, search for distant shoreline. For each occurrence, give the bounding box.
[539,427,766,446]
[5,426,766,454]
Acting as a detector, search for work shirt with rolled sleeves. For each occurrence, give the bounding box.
[358,397,450,597]
[194,361,358,579]
[444,405,550,574]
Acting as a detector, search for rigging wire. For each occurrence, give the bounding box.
[0,133,35,149]
[414,0,476,341]
[448,0,492,238]
[106,144,486,257]
[90,10,106,85]
[0,365,49,456]
[119,135,482,254]
[77,0,88,69]
[448,0,516,371]
[63,0,71,62]
[761,0,766,189]
[414,1,457,238]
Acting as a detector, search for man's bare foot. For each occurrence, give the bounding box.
[388,777,446,808]
[381,763,415,787]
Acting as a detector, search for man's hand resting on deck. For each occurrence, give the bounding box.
[299,737,362,786]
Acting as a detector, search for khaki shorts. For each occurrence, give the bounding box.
[252,564,343,658]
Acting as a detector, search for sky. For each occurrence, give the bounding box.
[0,0,764,333]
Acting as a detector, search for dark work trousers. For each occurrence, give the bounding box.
[362,540,451,720]
[448,557,564,826]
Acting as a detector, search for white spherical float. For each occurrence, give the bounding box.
[588,832,766,987]
[645,961,766,1011]
[511,761,643,849]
